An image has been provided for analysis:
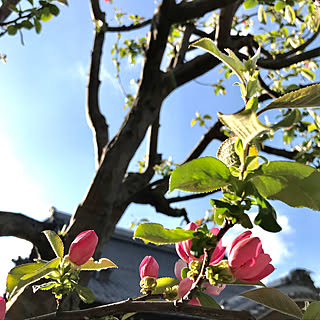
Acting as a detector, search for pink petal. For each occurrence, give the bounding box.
[228,237,260,268]
[209,227,220,236]
[176,242,190,263]
[174,259,187,280]
[178,277,193,298]
[229,231,252,256]
[203,283,225,295]
[189,297,201,306]
[210,242,226,265]
[233,253,273,282]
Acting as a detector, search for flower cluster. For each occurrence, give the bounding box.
[138,223,274,307]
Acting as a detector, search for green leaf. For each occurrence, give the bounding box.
[285,5,296,24]
[258,5,267,24]
[271,109,301,130]
[122,313,136,320]
[302,302,320,320]
[134,223,194,245]
[241,288,303,319]
[48,4,60,16]
[75,284,95,304]
[34,18,41,33]
[80,257,118,270]
[169,157,231,193]
[43,230,64,258]
[40,7,52,22]
[191,38,246,84]
[6,261,47,296]
[21,257,60,281]
[250,161,320,211]
[264,84,320,111]
[153,277,179,294]
[7,25,17,35]
[218,109,270,150]
[8,257,60,300]
[197,292,221,309]
[301,68,315,81]
[243,0,258,9]
[21,20,33,30]
[254,190,282,232]
[275,1,286,11]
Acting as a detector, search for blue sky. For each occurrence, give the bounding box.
[0,0,320,296]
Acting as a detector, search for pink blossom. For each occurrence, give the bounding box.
[0,297,6,320]
[174,259,187,281]
[139,256,159,279]
[175,223,226,264]
[228,231,275,283]
[178,277,224,305]
[68,230,98,266]
[178,278,201,305]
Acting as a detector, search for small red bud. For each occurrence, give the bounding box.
[139,256,159,279]
[68,230,98,266]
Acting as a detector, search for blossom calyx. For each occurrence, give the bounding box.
[68,230,98,266]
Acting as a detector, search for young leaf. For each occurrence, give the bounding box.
[243,0,258,9]
[80,257,118,270]
[191,38,246,84]
[152,277,179,294]
[134,223,194,244]
[302,301,320,319]
[169,157,231,193]
[241,288,303,319]
[258,5,267,24]
[263,84,320,111]
[6,261,47,296]
[8,257,60,300]
[250,161,320,211]
[218,109,270,149]
[42,230,64,258]
[75,284,95,304]
[197,292,221,309]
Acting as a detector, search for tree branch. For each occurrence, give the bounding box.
[172,23,195,67]
[107,19,152,32]
[277,27,320,59]
[25,299,255,320]
[87,0,109,167]
[258,46,320,69]
[0,0,20,23]
[0,211,52,250]
[65,0,175,251]
[215,0,243,47]
[172,0,239,23]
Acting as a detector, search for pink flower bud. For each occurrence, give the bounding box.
[228,231,275,283]
[0,297,6,320]
[139,256,159,279]
[68,230,98,266]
